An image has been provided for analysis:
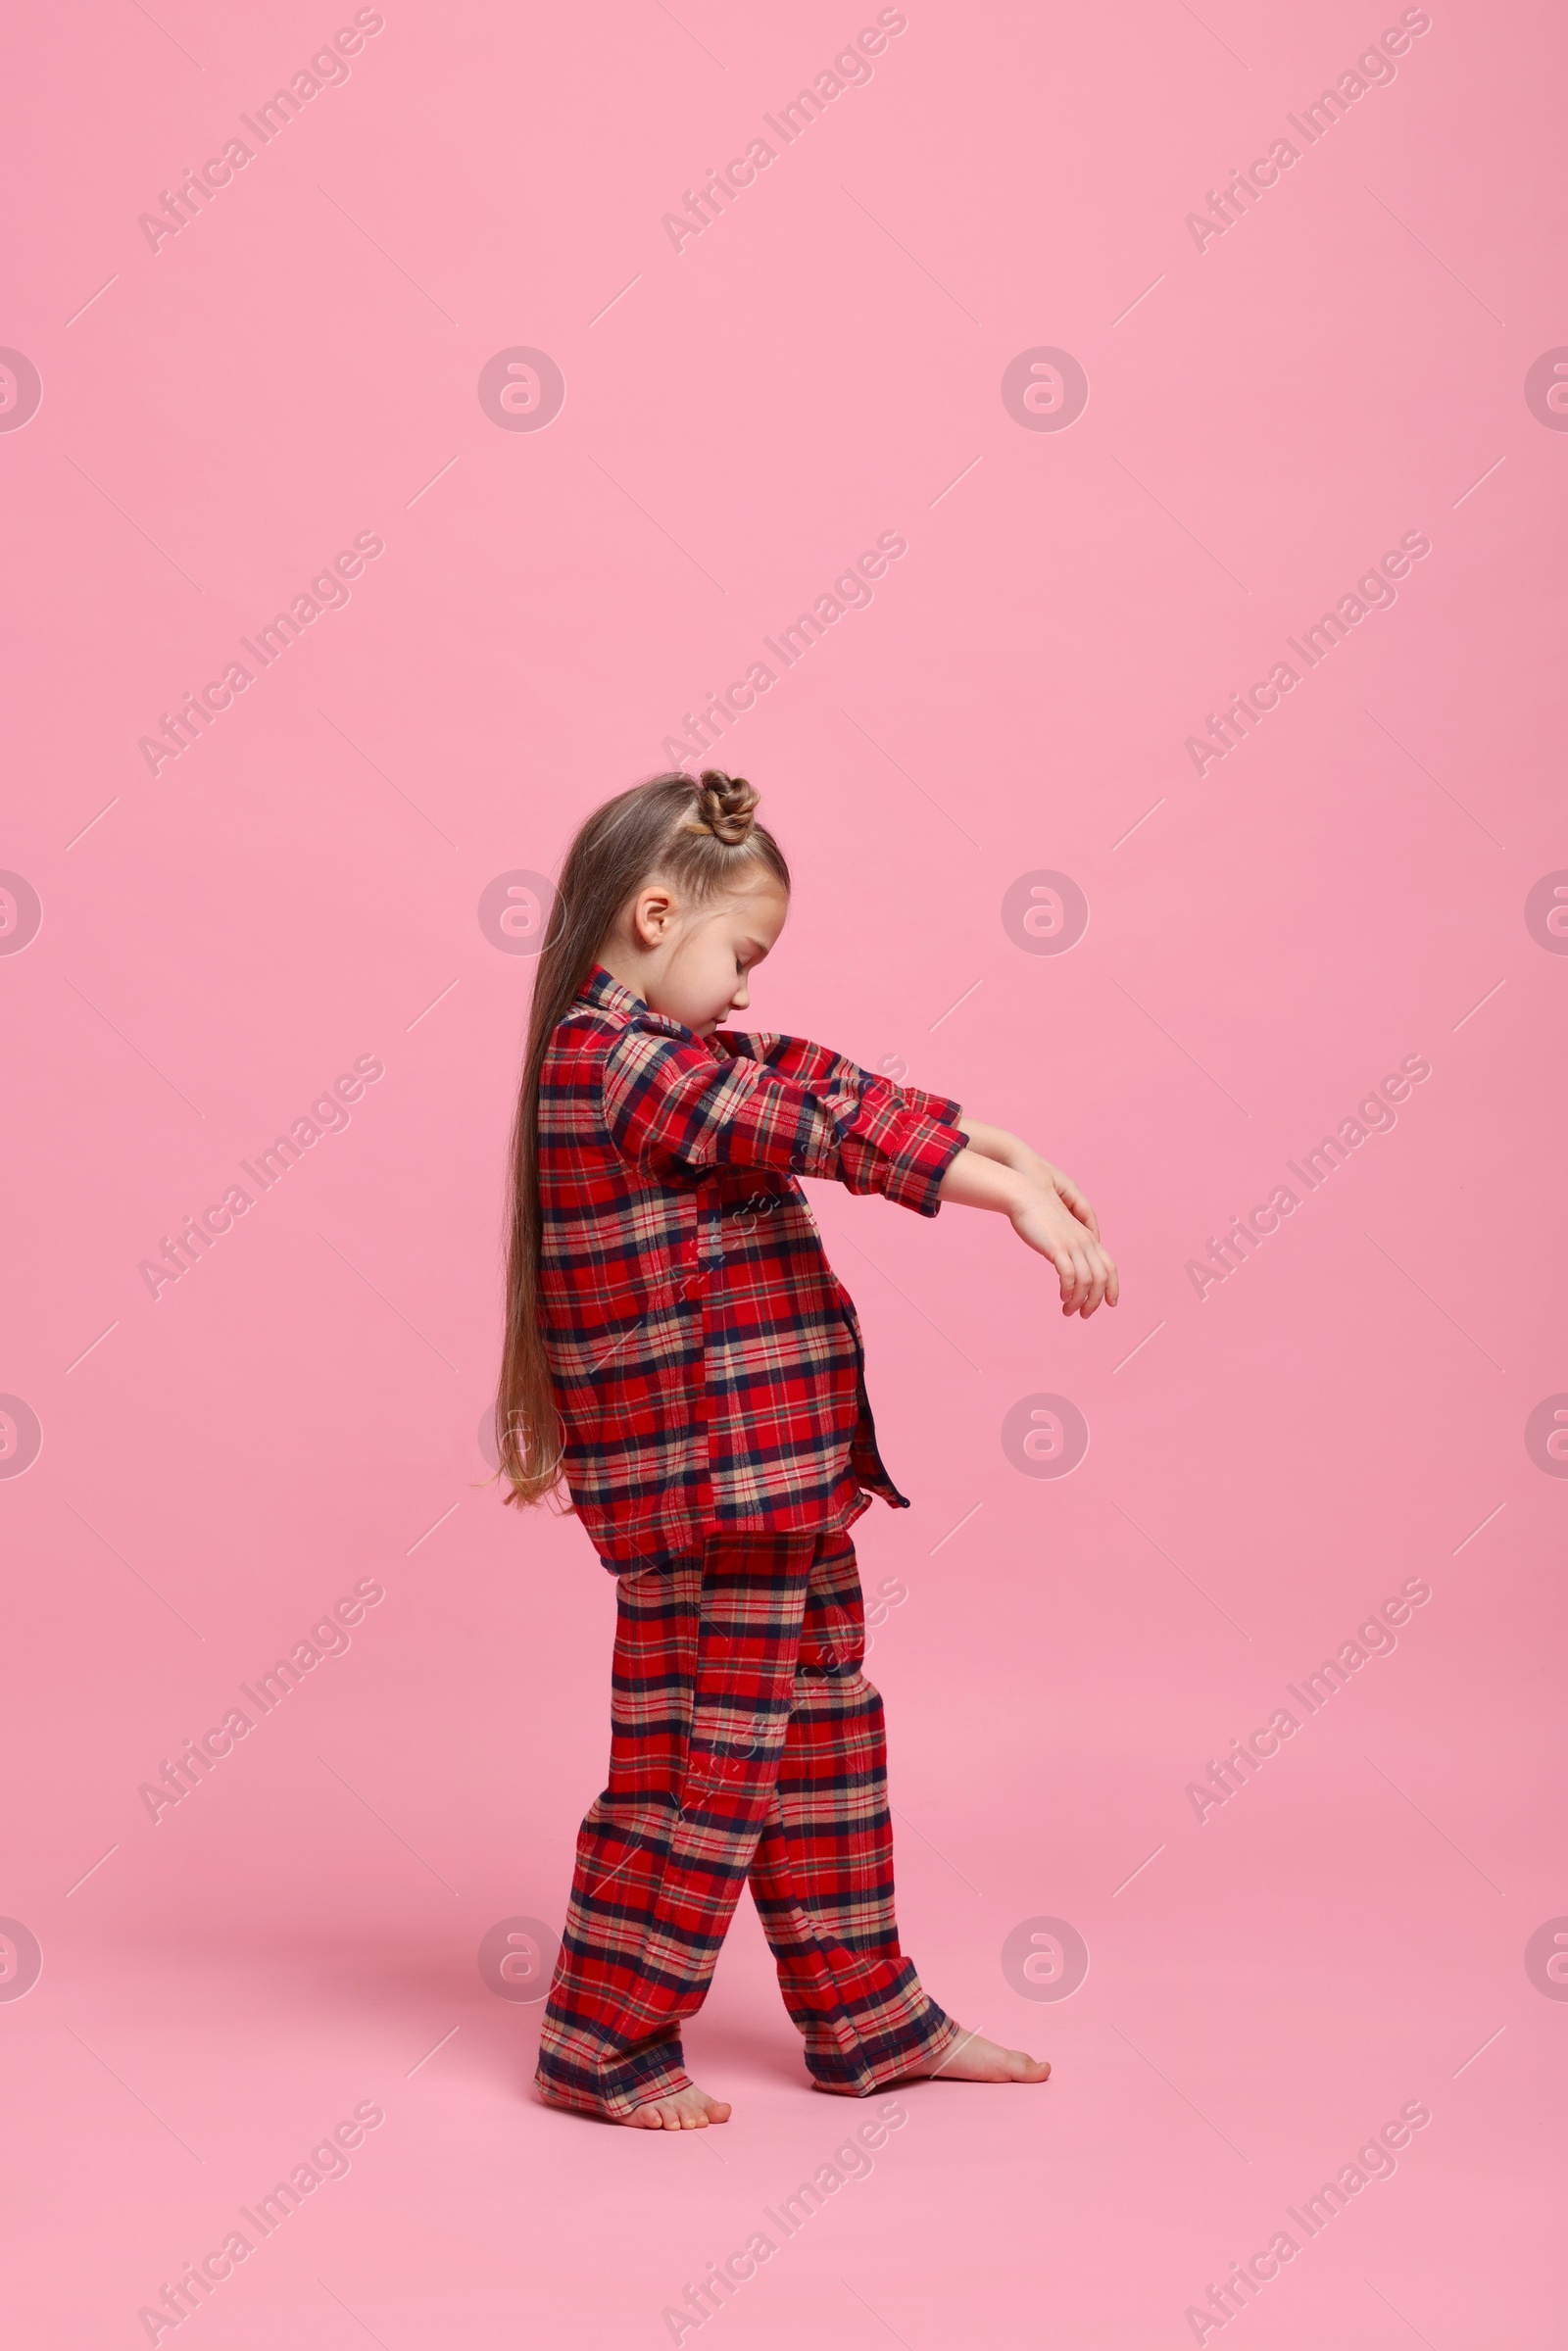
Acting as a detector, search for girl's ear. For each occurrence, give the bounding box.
[630,885,677,948]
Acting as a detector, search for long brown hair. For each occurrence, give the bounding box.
[495,767,791,1509]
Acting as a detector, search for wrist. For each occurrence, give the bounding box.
[998,1164,1038,1217]
[958,1116,1022,1169]
[938,1147,1034,1216]
[987,1132,1041,1183]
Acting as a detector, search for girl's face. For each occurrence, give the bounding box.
[605,871,789,1039]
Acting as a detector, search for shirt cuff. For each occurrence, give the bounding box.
[873,1106,969,1218]
[894,1081,964,1130]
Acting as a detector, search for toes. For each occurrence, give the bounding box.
[629,2088,732,2127]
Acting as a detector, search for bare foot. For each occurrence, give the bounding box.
[627,2083,732,2130]
[902,2027,1052,2084]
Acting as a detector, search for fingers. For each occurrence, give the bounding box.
[1054,1239,1093,1315]
[1085,1244,1117,1315]
[1061,1183,1100,1239]
[1028,1197,1117,1316]
[1054,1235,1118,1316]
[1048,1165,1102,1242]
[1080,1249,1108,1317]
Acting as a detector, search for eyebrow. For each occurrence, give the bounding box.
[741,937,770,957]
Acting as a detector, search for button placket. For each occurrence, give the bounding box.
[701,1174,724,1271]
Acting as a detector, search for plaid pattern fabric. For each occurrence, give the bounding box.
[537,960,967,1572]
[533,1525,960,2117]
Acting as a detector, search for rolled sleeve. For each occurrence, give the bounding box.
[876,1075,965,1209]
[712,1030,962,1131]
[602,1025,843,1186]
[842,1098,967,1217]
[603,1020,965,1212]
[706,1026,967,1215]
[891,1078,964,1129]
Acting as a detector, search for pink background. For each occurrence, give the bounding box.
[3,0,1564,2343]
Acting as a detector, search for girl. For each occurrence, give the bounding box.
[497,769,1117,2129]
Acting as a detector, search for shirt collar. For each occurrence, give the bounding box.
[575,959,709,1044]
[575,959,647,1018]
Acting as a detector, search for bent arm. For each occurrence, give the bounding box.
[713,1027,963,1132]
[601,1024,966,1216]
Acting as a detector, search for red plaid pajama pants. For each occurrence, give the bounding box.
[534,1525,960,2119]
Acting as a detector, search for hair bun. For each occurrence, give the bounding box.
[692,768,759,847]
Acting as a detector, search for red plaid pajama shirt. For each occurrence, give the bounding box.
[536,959,969,1574]
[532,962,970,2112]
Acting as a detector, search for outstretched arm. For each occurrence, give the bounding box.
[605,1023,1117,1314]
[938,1120,1119,1318]
[601,1023,964,1217]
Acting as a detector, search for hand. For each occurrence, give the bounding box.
[955,1119,1106,1244]
[1015,1151,1103,1242]
[1007,1175,1119,1316]
[937,1130,1119,1311]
